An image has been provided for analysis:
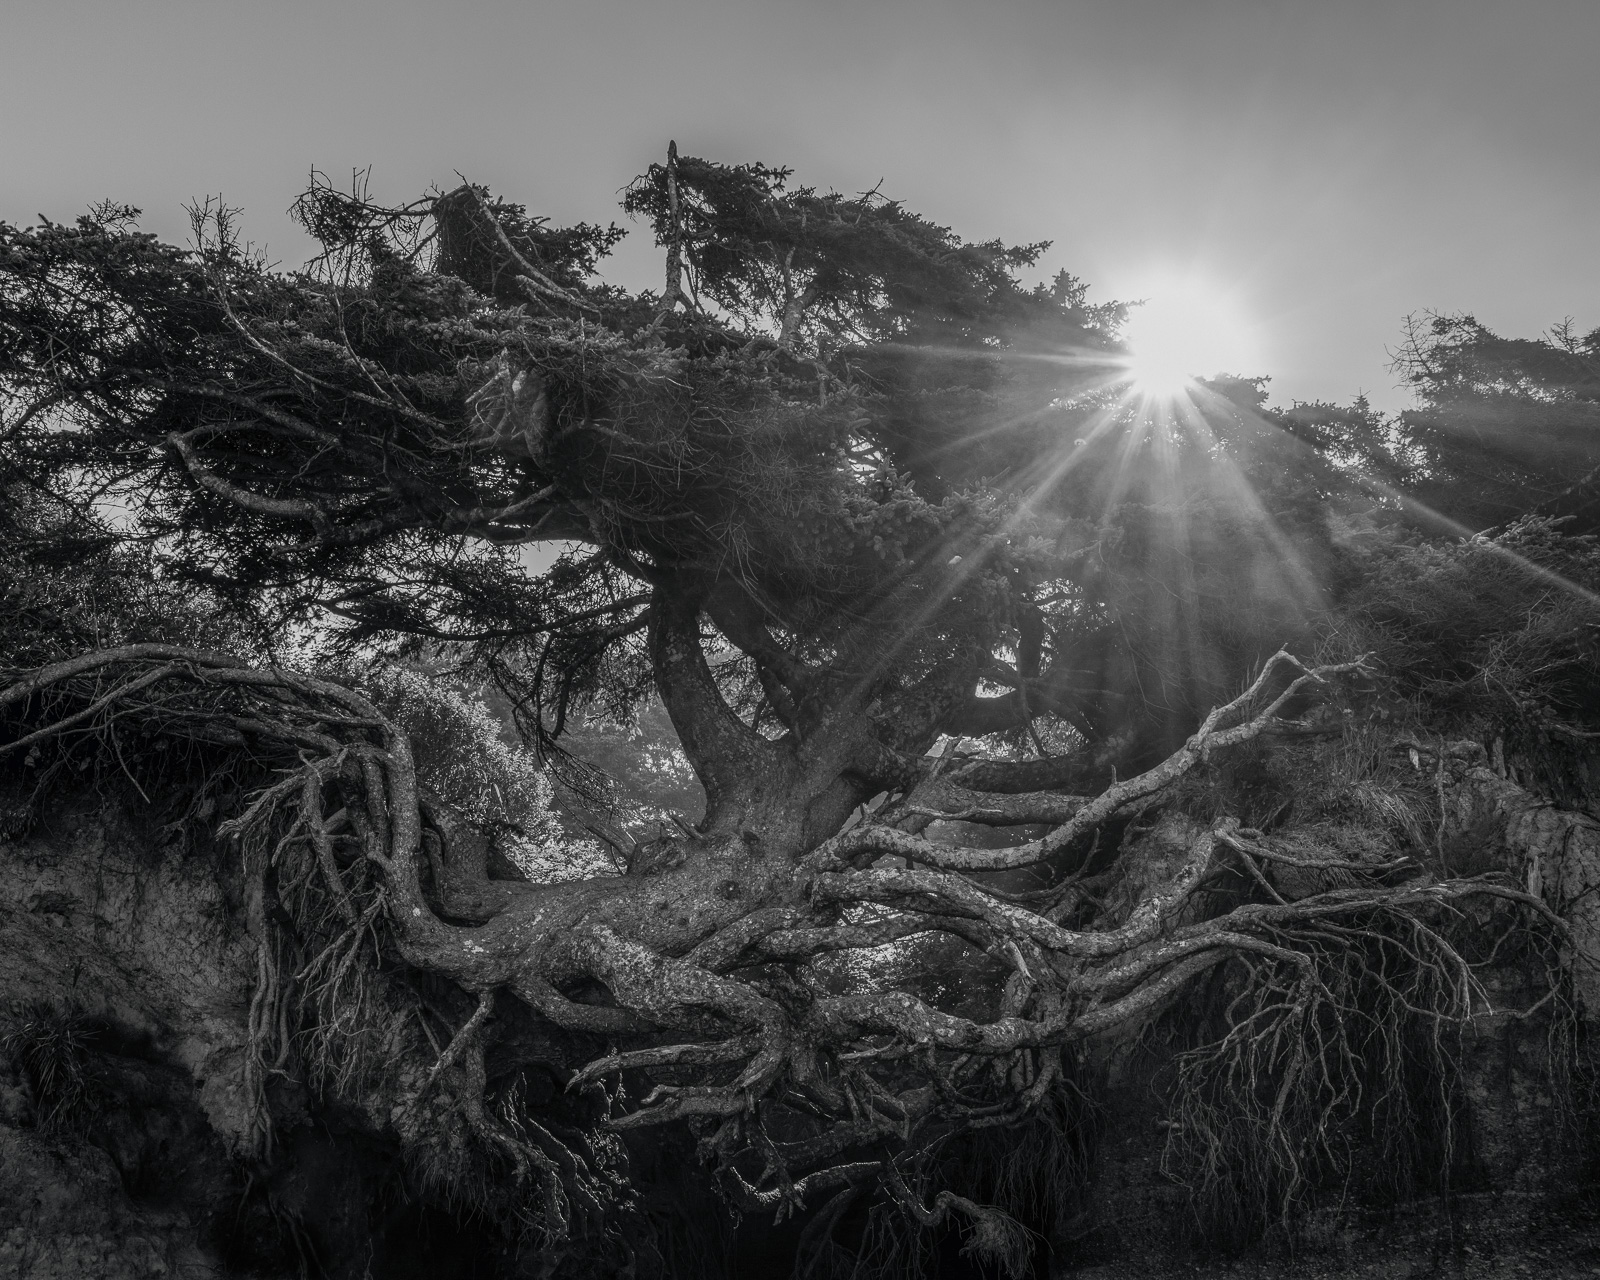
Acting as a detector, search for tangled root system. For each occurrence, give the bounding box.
[1157,906,1563,1251]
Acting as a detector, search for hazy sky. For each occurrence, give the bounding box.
[6,0,1597,409]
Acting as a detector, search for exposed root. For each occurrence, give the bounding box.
[1160,912,1485,1249]
[409,987,497,1113]
[4,643,1595,1271]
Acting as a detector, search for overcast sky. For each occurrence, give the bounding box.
[6,0,1597,409]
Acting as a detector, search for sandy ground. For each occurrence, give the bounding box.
[1067,1191,1600,1280]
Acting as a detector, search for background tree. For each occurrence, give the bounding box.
[1278,312,1600,534]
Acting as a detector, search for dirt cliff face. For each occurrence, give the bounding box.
[0,785,473,1279]
[1,783,248,1276]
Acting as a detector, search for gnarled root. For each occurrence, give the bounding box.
[4,645,1593,1267]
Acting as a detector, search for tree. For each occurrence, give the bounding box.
[1363,312,1600,532]
[1,156,1591,1274]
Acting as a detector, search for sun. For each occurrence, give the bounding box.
[1121,279,1258,399]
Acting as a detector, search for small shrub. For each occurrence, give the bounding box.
[3,1000,102,1133]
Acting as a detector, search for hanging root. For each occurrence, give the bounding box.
[949,1065,1100,1254]
[1158,908,1491,1250]
[232,765,605,1250]
[226,749,403,1147]
[793,1065,1095,1280]
[883,1156,1034,1280]
[391,989,646,1258]
[293,888,389,1096]
[406,989,494,1108]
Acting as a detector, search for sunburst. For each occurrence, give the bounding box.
[1122,278,1258,400]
